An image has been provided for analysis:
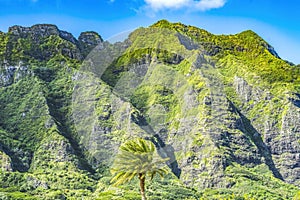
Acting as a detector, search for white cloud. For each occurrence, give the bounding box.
[195,0,226,11]
[144,0,189,10]
[144,0,226,11]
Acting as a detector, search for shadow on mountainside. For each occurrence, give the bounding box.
[232,102,284,180]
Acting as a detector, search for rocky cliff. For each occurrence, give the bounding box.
[0,21,299,199]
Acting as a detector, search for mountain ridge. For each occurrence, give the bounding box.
[0,20,299,199]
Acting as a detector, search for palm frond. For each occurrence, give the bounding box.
[110,137,169,186]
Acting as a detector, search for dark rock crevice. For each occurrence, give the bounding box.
[289,93,300,108]
[231,102,284,180]
[0,141,32,172]
[43,84,95,174]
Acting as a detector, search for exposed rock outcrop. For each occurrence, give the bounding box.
[0,150,13,172]
[78,31,103,58]
[0,21,299,199]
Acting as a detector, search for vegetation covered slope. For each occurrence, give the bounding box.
[0,20,299,199]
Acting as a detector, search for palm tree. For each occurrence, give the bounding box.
[110,138,168,200]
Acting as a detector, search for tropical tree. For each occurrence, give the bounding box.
[110,138,168,200]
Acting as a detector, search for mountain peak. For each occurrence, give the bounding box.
[1,24,103,63]
[0,21,299,199]
[8,24,60,37]
[78,31,103,57]
[150,20,281,59]
[151,19,172,27]
[237,29,280,58]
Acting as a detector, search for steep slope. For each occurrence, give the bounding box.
[0,21,299,199]
[0,24,101,199]
[148,20,300,187]
[0,23,197,199]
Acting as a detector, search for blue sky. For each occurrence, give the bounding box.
[0,0,299,64]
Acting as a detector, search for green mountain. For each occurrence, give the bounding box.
[0,20,299,199]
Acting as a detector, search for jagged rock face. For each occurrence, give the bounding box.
[78,31,103,58]
[0,21,299,199]
[234,76,300,186]
[9,24,59,36]
[233,76,262,103]
[9,24,78,45]
[0,63,31,87]
[268,102,300,185]
[0,151,13,172]
[1,24,103,65]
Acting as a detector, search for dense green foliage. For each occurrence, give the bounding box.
[152,20,300,90]
[0,21,299,199]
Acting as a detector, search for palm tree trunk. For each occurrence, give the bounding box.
[139,173,147,200]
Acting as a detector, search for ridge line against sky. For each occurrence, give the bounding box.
[0,0,299,64]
